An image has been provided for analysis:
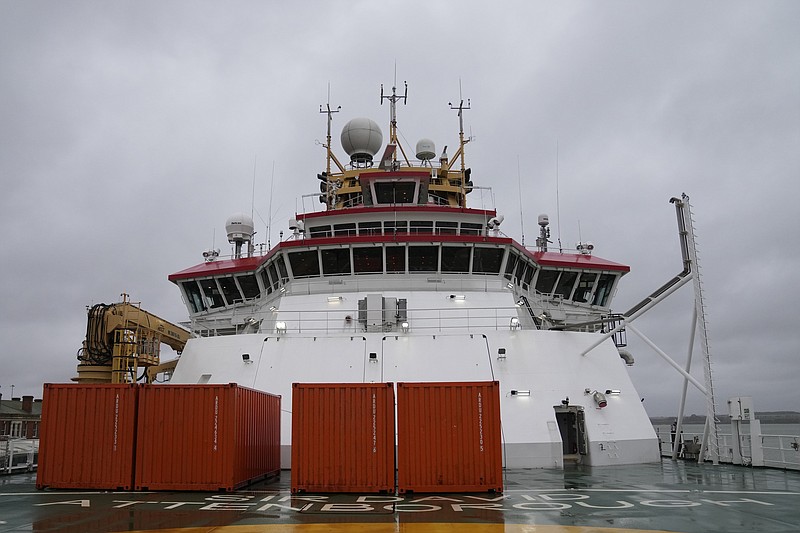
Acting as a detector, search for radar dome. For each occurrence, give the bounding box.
[226,213,255,243]
[415,138,436,161]
[340,117,383,162]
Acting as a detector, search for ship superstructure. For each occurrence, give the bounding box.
[167,84,659,468]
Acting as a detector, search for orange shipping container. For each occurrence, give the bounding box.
[291,383,395,493]
[36,384,138,490]
[397,381,503,493]
[135,383,280,491]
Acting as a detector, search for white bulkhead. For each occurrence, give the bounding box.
[170,288,659,469]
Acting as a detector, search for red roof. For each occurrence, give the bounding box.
[168,256,266,282]
[527,250,630,272]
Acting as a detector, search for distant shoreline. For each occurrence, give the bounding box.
[650,411,800,425]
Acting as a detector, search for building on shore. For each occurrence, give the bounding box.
[0,396,42,439]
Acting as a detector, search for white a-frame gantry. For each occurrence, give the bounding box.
[581,193,720,465]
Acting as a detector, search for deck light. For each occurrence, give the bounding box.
[276,321,287,334]
[269,306,277,312]
[449,294,466,301]
[510,317,520,330]
[497,348,506,360]
[327,296,343,303]
[605,389,621,395]
[241,353,252,363]
[510,390,531,396]
[401,321,409,333]
[592,390,607,408]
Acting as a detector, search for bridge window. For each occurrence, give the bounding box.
[374,181,417,204]
[386,245,406,273]
[593,274,616,307]
[358,221,382,236]
[504,252,519,280]
[554,271,579,299]
[268,262,280,290]
[260,268,272,294]
[289,250,320,278]
[574,273,598,303]
[522,264,536,290]
[435,221,458,235]
[309,225,331,238]
[441,246,471,272]
[334,223,356,237]
[408,246,438,272]
[535,269,559,294]
[514,257,527,285]
[460,222,483,236]
[322,248,351,275]
[276,254,289,282]
[236,274,260,300]
[384,220,408,235]
[198,278,225,309]
[218,276,242,305]
[472,247,504,274]
[353,247,383,274]
[409,221,433,234]
[182,281,207,313]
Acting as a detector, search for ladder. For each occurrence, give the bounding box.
[682,193,720,464]
[111,296,143,384]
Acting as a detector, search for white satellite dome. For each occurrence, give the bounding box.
[340,117,383,162]
[415,138,436,161]
[225,213,255,243]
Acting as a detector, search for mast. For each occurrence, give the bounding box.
[381,81,409,166]
[319,88,341,176]
[449,88,471,207]
[319,88,345,209]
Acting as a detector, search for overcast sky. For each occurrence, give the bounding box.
[1,1,798,418]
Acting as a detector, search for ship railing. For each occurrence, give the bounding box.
[260,306,522,334]
[0,438,38,475]
[761,434,800,470]
[657,431,800,471]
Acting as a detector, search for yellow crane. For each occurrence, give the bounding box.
[75,293,191,384]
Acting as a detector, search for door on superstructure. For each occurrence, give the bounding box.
[554,405,587,462]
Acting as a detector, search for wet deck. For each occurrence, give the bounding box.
[2,460,799,533]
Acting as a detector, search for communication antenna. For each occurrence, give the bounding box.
[556,140,563,252]
[517,155,525,246]
[267,161,275,248]
[319,84,341,176]
[251,155,257,221]
[449,80,471,207]
[381,80,408,153]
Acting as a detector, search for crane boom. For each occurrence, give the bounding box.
[76,293,191,384]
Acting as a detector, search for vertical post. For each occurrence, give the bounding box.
[729,420,743,465]
[673,306,698,460]
[749,420,765,467]
[449,96,471,207]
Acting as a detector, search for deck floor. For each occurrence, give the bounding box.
[2,460,799,533]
